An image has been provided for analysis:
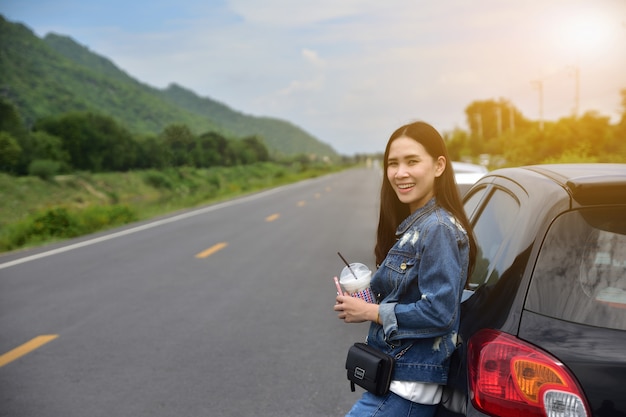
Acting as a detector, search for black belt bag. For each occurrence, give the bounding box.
[345,342,395,396]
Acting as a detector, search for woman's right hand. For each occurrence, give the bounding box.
[334,295,379,324]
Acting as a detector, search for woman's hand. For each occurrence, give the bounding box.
[334,295,379,324]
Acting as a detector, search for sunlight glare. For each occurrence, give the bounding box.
[555,11,612,54]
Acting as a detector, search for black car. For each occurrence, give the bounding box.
[439,164,626,417]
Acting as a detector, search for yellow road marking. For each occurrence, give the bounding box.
[297,201,306,207]
[265,213,280,222]
[0,335,59,367]
[195,242,228,259]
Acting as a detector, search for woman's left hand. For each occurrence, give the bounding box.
[334,295,379,323]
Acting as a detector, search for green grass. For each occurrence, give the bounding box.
[0,162,348,252]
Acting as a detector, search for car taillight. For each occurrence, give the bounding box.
[468,329,590,417]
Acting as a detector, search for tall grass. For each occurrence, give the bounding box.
[0,162,346,252]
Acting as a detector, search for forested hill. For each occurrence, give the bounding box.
[0,15,337,158]
[160,83,331,156]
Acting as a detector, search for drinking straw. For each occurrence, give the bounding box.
[337,252,359,280]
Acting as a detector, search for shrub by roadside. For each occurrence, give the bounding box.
[0,162,346,252]
[2,205,136,250]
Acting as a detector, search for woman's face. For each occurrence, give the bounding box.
[386,136,445,212]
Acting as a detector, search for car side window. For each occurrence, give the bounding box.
[463,186,488,219]
[466,188,520,290]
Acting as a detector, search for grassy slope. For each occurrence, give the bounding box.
[0,163,347,253]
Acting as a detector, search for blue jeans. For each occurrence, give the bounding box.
[345,391,438,417]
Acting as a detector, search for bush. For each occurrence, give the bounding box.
[28,159,61,180]
[30,207,79,239]
[79,205,137,232]
[143,171,173,189]
[0,204,137,251]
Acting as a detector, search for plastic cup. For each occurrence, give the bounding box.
[339,263,375,303]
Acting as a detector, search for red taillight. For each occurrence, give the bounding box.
[468,329,590,417]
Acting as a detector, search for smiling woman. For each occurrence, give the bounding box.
[334,121,477,417]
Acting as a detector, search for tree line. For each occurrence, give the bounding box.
[2,88,626,179]
[444,89,626,166]
[0,99,272,179]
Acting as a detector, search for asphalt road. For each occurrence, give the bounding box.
[0,167,383,417]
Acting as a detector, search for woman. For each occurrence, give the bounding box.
[334,121,476,417]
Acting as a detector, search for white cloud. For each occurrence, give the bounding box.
[301,48,326,68]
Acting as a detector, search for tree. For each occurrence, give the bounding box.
[498,127,543,166]
[29,130,71,172]
[0,99,27,139]
[443,128,471,161]
[241,136,270,163]
[0,131,22,172]
[195,131,225,168]
[0,99,31,174]
[496,110,619,165]
[465,99,530,156]
[161,124,196,167]
[135,134,169,169]
[35,111,138,172]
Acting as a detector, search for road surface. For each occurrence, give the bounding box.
[0,167,383,417]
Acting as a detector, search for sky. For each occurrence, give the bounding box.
[2,0,626,155]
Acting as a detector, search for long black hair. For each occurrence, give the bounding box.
[374,121,476,278]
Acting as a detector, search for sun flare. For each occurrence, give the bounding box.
[555,11,612,53]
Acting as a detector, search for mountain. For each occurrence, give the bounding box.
[160,83,333,156]
[0,15,337,158]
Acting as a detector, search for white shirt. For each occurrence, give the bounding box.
[389,380,443,405]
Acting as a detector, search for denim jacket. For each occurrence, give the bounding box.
[367,198,469,384]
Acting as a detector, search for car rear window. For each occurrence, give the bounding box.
[526,207,626,331]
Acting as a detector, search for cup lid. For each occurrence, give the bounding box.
[339,262,371,282]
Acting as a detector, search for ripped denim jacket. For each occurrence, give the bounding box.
[367,198,469,384]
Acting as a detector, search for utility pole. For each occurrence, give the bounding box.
[532,79,544,131]
[571,65,580,117]
[473,113,483,140]
[495,106,502,137]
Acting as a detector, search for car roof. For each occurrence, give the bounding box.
[480,164,626,206]
[524,164,626,205]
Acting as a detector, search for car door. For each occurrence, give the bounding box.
[439,177,532,416]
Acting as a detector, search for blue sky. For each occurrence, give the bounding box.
[2,0,626,154]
